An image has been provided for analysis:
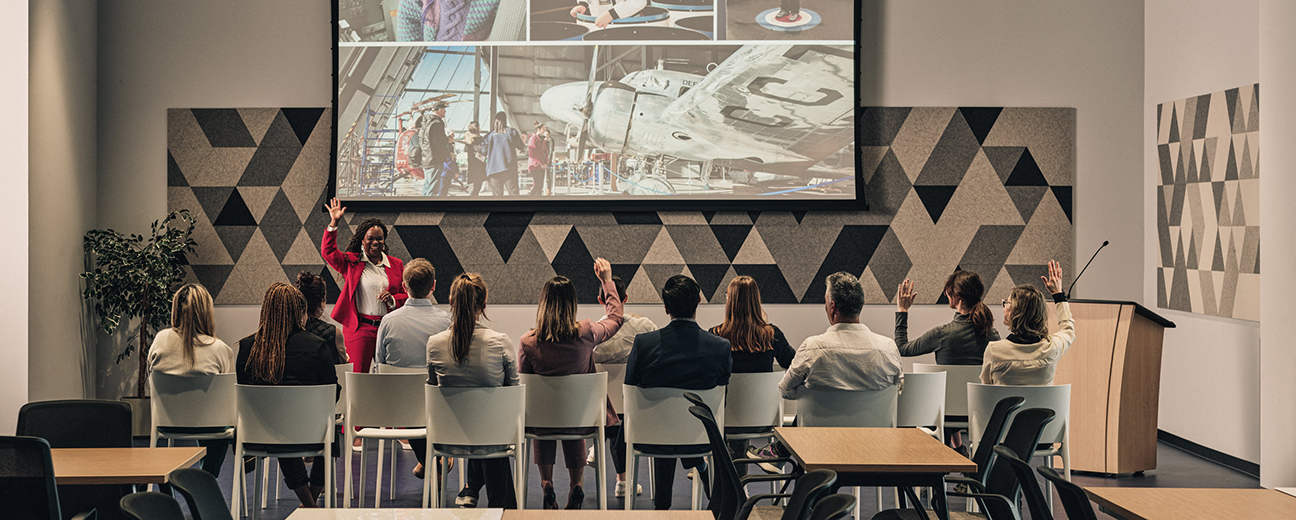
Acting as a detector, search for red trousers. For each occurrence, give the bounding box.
[343,315,381,373]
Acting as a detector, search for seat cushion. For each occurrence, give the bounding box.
[871,508,986,520]
[748,505,784,520]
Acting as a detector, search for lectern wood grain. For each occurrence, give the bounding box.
[773,427,975,474]
[1086,487,1296,520]
[51,447,205,485]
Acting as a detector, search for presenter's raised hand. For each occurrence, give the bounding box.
[327,198,347,228]
[593,257,612,282]
[1042,260,1064,295]
[896,279,916,312]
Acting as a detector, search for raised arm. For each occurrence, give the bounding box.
[320,198,352,271]
[588,258,624,343]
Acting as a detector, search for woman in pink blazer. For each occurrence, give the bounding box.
[321,198,408,374]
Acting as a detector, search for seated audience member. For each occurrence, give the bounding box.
[708,276,795,470]
[779,271,902,400]
[427,273,518,509]
[894,270,999,365]
[519,258,621,510]
[297,272,347,364]
[624,275,732,510]
[981,260,1075,385]
[591,275,656,497]
[236,283,340,509]
[374,258,451,478]
[148,283,235,477]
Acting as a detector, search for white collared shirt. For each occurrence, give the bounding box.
[778,322,903,399]
[356,250,392,317]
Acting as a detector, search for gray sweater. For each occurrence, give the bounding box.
[894,312,997,365]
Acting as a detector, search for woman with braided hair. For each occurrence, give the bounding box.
[322,198,408,374]
[236,282,340,508]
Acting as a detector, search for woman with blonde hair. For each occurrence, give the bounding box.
[236,282,339,508]
[148,283,235,476]
[980,260,1076,385]
[518,258,620,509]
[427,273,519,509]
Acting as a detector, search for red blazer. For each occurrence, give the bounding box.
[321,228,408,332]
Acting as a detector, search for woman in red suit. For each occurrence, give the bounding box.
[321,197,408,374]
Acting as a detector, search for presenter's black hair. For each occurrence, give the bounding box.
[661,275,701,318]
[346,218,388,255]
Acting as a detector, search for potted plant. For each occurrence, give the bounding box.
[81,210,196,435]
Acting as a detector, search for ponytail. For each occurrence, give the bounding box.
[944,270,994,339]
[968,300,995,339]
[449,273,488,364]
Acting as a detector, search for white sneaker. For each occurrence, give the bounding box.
[614,481,643,498]
[587,446,596,465]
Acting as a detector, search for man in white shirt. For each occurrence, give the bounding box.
[374,258,450,479]
[779,271,902,400]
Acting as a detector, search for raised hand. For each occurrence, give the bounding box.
[593,257,612,282]
[569,5,586,17]
[327,197,346,227]
[896,279,916,312]
[1042,260,1064,295]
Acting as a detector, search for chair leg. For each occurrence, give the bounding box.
[520,442,530,509]
[390,439,398,501]
[274,463,280,502]
[375,439,385,508]
[441,456,451,508]
[596,433,608,510]
[648,458,655,500]
[344,431,354,508]
[359,439,369,508]
[252,458,264,520]
[690,461,701,510]
[260,461,269,509]
[853,487,861,520]
[625,451,637,511]
[231,444,242,519]
[325,447,335,508]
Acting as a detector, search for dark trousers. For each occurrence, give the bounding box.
[605,422,628,474]
[651,456,707,510]
[457,458,518,508]
[157,427,230,478]
[487,174,518,196]
[529,167,548,196]
[276,455,326,489]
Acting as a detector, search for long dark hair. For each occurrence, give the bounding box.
[296,272,327,318]
[535,276,580,343]
[346,218,388,255]
[945,270,994,339]
[247,283,306,384]
[449,273,489,364]
[712,276,775,353]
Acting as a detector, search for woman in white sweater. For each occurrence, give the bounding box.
[147,283,235,476]
[980,260,1076,386]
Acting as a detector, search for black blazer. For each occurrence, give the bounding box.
[625,319,732,390]
[237,329,340,399]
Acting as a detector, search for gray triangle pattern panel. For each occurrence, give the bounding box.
[169,107,1074,306]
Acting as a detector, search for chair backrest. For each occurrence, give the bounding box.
[780,470,839,520]
[623,385,725,446]
[796,386,898,427]
[520,373,607,429]
[334,364,353,415]
[994,445,1054,520]
[235,385,336,445]
[0,436,61,520]
[120,491,186,520]
[17,399,133,448]
[1038,465,1100,520]
[914,363,982,416]
[150,373,238,429]
[980,408,1055,520]
[168,467,235,520]
[346,372,427,428]
[424,385,526,446]
[967,396,1026,481]
[969,383,1070,445]
[595,363,627,412]
[807,493,857,520]
[725,371,785,428]
[376,363,425,374]
[689,404,743,519]
[896,372,946,429]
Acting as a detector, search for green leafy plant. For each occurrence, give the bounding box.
[81,210,197,399]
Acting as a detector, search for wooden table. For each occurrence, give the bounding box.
[504,512,713,519]
[774,427,976,520]
[51,447,205,485]
[1085,487,1296,519]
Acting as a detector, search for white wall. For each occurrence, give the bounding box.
[1144,0,1261,464]
[95,0,331,397]
[1,2,30,435]
[30,0,98,402]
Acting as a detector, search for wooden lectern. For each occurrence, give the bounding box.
[1051,299,1174,475]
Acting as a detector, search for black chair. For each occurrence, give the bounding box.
[119,492,186,520]
[872,407,1055,520]
[167,468,233,520]
[0,436,96,520]
[1037,466,1099,520]
[808,494,858,520]
[16,400,133,449]
[687,403,834,520]
[965,397,1026,484]
[993,446,1053,520]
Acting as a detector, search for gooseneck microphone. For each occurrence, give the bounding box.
[1066,240,1109,299]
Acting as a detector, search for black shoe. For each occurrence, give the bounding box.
[543,484,559,509]
[566,486,585,510]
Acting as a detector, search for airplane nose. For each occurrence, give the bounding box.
[539,82,590,127]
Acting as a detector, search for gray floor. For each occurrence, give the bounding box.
[182,439,1257,519]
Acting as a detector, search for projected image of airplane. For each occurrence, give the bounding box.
[540,44,856,197]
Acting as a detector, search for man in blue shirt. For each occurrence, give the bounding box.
[374,258,450,478]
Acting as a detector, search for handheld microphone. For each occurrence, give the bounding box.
[1066,240,1108,299]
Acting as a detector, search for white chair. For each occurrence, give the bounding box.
[968,383,1071,510]
[519,373,609,510]
[372,362,427,501]
[232,384,337,519]
[422,384,527,508]
[595,363,627,412]
[622,385,725,511]
[795,385,898,519]
[149,373,237,496]
[376,363,425,374]
[914,363,982,431]
[343,372,427,508]
[897,372,946,441]
[725,372,785,440]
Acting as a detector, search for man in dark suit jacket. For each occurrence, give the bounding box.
[624,274,731,510]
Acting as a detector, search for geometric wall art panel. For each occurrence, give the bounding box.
[1155,84,1259,321]
[169,107,1073,306]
